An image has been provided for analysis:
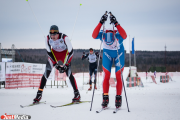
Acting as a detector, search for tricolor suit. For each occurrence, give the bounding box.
[92,22,127,96]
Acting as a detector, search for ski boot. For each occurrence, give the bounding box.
[94,85,97,90]
[101,94,109,108]
[88,85,92,91]
[115,95,122,108]
[33,90,42,104]
[72,90,81,103]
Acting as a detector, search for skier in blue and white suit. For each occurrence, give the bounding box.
[92,13,127,108]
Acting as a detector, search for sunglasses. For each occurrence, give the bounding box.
[50,33,58,36]
[49,30,59,33]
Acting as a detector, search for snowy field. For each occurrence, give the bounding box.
[0,70,180,120]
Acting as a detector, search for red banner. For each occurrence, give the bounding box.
[5,73,42,89]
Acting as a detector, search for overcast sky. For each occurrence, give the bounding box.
[0,0,180,51]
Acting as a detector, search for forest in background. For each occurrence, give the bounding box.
[2,49,180,73]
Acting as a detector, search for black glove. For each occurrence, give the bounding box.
[110,14,118,25]
[54,63,61,70]
[63,64,68,71]
[54,64,68,73]
[83,51,85,55]
[95,52,99,56]
[100,14,108,24]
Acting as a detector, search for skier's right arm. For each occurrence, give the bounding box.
[45,35,56,63]
[92,14,108,39]
[82,53,89,60]
[92,23,102,39]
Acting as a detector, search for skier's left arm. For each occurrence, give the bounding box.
[64,36,74,65]
[95,52,102,59]
[82,53,89,60]
[110,14,127,42]
[92,13,108,41]
[92,23,103,41]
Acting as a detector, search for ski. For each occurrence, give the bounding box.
[96,106,110,113]
[50,101,91,108]
[20,101,46,108]
[113,108,120,113]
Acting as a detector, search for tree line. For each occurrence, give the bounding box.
[3,48,179,72]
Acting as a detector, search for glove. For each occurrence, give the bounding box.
[100,14,108,24]
[110,14,118,25]
[83,51,85,55]
[54,64,68,73]
[95,52,99,56]
[59,67,65,73]
[54,63,61,70]
[63,64,68,71]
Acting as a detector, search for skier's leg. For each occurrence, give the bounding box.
[101,50,113,107]
[65,64,80,102]
[102,51,113,95]
[114,48,125,95]
[88,66,93,90]
[114,48,125,108]
[34,58,54,103]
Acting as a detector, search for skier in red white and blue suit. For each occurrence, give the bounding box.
[92,13,127,108]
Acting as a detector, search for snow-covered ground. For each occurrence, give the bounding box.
[0,70,180,120]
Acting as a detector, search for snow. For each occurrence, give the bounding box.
[0,70,180,120]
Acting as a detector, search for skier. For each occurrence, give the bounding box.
[33,25,80,104]
[81,48,102,91]
[92,12,127,108]
[146,71,148,79]
[154,71,156,78]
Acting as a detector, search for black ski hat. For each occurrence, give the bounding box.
[49,25,59,34]
[89,48,93,51]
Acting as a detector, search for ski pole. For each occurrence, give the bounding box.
[70,4,82,41]
[26,0,45,38]
[90,11,108,111]
[109,12,130,112]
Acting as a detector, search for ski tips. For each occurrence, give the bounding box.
[96,111,100,113]
[50,105,57,108]
[20,105,24,108]
[105,11,112,15]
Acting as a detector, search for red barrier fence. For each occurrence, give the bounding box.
[160,75,169,83]
[151,76,157,84]
[5,73,42,89]
[137,72,180,77]
[55,69,66,81]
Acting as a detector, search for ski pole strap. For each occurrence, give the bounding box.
[63,50,69,65]
[51,49,58,63]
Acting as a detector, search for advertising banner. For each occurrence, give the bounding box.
[0,62,5,82]
[5,62,44,89]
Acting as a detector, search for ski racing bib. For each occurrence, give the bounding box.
[49,34,67,52]
[88,53,97,63]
